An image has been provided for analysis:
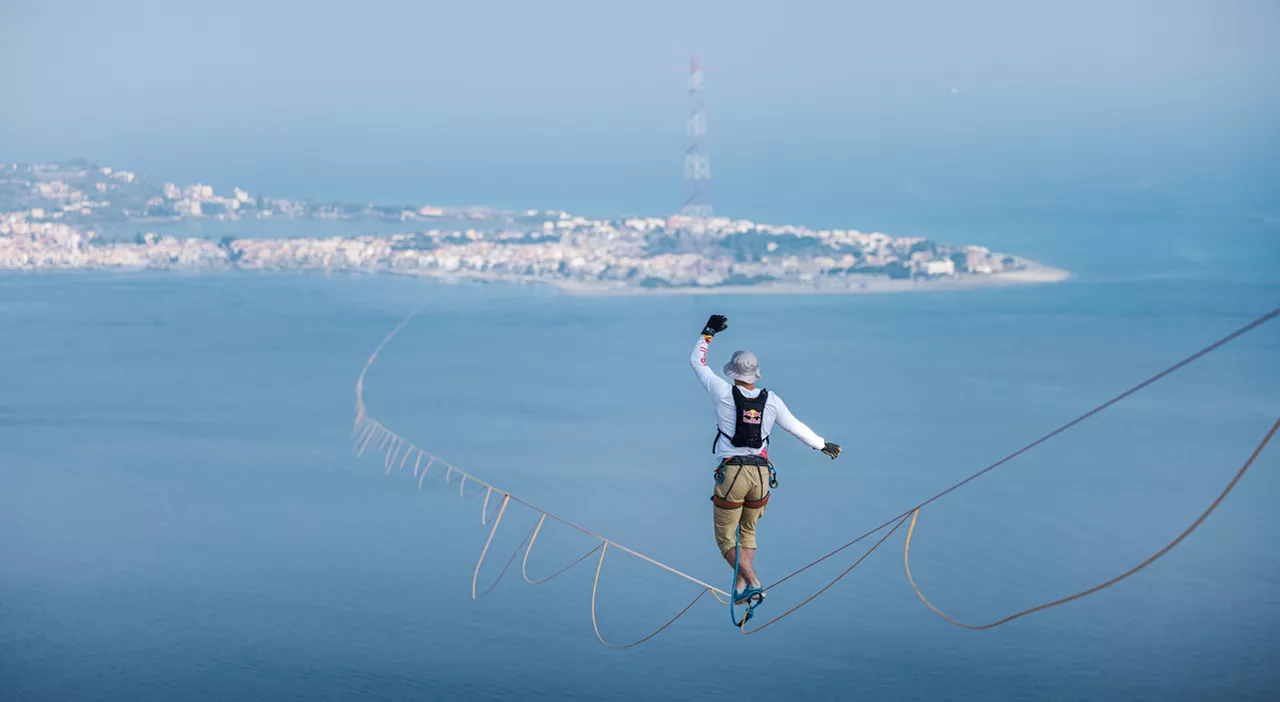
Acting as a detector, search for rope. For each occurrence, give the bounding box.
[471,494,512,599]
[353,305,1279,646]
[741,513,912,635]
[356,311,729,646]
[418,456,435,489]
[362,412,723,644]
[590,543,712,649]
[762,305,1280,594]
[353,423,378,456]
[354,310,418,423]
[384,439,403,474]
[904,416,1280,629]
[354,414,728,600]
[522,514,604,585]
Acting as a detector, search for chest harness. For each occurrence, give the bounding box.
[711,386,779,511]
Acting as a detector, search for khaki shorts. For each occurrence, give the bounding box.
[712,463,771,553]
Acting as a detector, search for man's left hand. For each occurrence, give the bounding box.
[821,442,842,460]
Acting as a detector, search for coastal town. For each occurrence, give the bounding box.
[0,161,1066,293]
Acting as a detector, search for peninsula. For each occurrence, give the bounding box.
[0,161,1068,294]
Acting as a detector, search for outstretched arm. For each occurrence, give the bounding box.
[772,394,825,450]
[774,394,842,459]
[690,314,730,396]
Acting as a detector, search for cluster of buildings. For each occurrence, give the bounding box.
[0,161,1025,290]
[0,212,1017,290]
[0,219,226,269]
[155,182,256,218]
[0,162,317,224]
[12,164,129,221]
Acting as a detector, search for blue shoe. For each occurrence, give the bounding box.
[733,588,750,604]
[743,586,766,605]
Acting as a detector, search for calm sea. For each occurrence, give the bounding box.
[1,208,1278,701]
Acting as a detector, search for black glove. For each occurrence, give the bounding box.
[821,442,842,460]
[702,314,728,337]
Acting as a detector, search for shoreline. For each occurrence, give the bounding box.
[546,263,1071,296]
[4,159,1071,298]
[1,262,1071,296]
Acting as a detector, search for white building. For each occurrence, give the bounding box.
[924,259,955,276]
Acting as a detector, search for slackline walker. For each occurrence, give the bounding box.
[350,306,1279,647]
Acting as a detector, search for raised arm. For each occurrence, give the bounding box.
[690,314,731,396]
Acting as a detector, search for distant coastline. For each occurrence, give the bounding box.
[453,262,1071,296]
[1,161,1070,295]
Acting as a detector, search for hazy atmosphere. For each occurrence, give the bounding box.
[4,1,1278,221]
[3,2,1278,701]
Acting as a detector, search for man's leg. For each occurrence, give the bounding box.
[736,504,765,589]
[734,467,768,591]
[714,502,753,591]
[713,464,767,596]
[720,544,758,593]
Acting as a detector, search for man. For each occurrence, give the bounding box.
[690,314,841,606]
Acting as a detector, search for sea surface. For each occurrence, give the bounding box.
[1,209,1278,701]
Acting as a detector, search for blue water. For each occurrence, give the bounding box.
[2,211,1279,700]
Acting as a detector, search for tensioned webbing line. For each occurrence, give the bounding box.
[351,305,1279,645]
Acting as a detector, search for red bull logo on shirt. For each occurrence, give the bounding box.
[742,408,763,424]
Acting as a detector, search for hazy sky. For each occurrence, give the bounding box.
[3,0,1278,221]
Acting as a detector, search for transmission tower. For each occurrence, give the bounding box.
[681,55,712,219]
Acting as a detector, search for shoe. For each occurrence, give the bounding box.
[742,586,766,605]
[733,588,750,604]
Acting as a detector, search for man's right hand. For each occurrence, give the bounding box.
[821,442,842,460]
[702,314,728,337]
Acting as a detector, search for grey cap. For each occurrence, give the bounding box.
[723,350,761,383]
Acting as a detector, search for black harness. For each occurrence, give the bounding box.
[711,386,770,453]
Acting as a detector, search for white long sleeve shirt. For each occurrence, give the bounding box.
[691,335,825,460]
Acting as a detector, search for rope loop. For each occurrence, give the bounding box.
[904,416,1280,630]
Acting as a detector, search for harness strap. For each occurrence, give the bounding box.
[710,463,771,510]
[746,465,770,508]
[712,495,744,510]
[711,427,771,455]
[712,494,769,510]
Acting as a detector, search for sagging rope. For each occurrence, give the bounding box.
[523,515,603,585]
[355,412,731,647]
[353,313,732,648]
[903,416,1280,630]
[352,305,1279,645]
